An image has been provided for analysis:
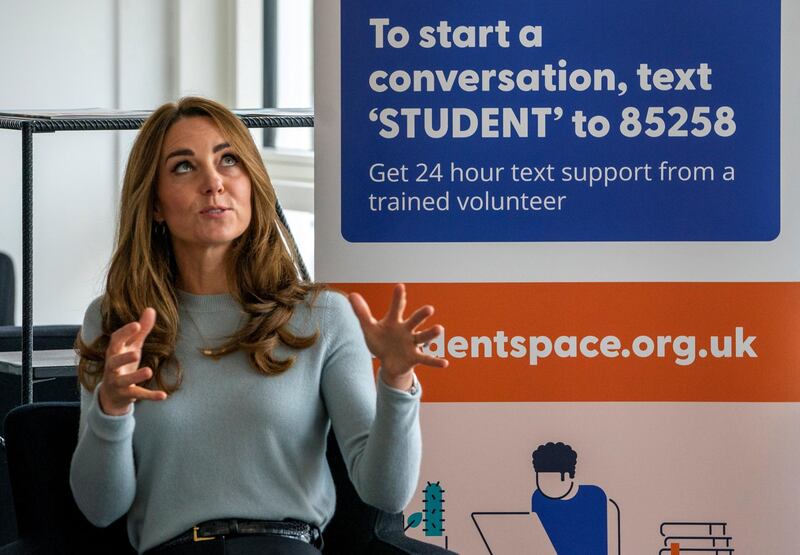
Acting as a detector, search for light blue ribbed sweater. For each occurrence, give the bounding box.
[69,290,422,553]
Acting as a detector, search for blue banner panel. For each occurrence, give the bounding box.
[340,0,780,242]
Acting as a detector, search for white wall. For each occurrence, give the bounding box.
[275,0,313,150]
[0,0,119,326]
[0,0,254,326]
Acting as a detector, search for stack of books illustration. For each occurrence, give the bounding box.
[659,521,734,554]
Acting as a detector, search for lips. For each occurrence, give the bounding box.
[200,206,230,214]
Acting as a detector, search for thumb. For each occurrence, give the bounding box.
[135,308,157,343]
[347,293,374,328]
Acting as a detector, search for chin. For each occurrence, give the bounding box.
[198,227,246,242]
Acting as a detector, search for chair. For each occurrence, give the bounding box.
[0,254,13,327]
[0,326,80,353]
[0,326,82,546]
[0,403,458,555]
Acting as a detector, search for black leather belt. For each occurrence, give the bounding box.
[148,518,322,552]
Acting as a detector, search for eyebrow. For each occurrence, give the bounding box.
[164,142,231,162]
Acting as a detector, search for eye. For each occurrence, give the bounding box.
[220,153,239,167]
[172,160,193,174]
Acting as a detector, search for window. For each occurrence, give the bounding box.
[263,0,314,151]
[262,0,315,276]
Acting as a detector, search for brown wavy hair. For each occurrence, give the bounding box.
[76,97,321,393]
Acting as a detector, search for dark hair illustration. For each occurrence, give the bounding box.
[532,442,578,479]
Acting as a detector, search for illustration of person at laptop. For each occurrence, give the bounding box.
[531,442,621,555]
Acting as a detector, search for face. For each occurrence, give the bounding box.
[535,472,575,499]
[154,116,252,256]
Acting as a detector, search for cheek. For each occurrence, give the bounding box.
[160,195,185,218]
[237,181,253,220]
[158,183,194,213]
[154,184,172,218]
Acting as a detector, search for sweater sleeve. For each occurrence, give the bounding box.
[69,296,138,527]
[319,291,422,513]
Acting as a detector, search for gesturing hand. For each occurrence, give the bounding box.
[98,308,168,416]
[348,284,448,391]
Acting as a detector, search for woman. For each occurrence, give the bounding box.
[70,97,447,554]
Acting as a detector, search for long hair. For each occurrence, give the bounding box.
[76,97,320,393]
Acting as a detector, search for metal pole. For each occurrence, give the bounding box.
[275,201,310,282]
[21,122,33,404]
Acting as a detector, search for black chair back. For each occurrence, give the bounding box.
[3,403,132,554]
[0,325,83,546]
[0,325,81,353]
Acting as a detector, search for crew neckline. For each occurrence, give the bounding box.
[177,289,242,313]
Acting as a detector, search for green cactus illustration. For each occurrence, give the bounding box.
[422,481,445,536]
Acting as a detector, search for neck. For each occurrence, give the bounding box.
[173,242,231,295]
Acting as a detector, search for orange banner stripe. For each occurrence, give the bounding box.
[333,283,800,402]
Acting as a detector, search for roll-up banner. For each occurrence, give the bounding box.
[315,1,797,552]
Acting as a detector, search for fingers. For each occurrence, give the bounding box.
[107,307,157,354]
[105,308,158,376]
[405,305,434,330]
[128,385,168,402]
[99,365,167,415]
[116,366,154,388]
[356,285,449,371]
[131,308,157,348]
[415,353,449,368]
[414,325,443,346]
[387,283,406,321]
[108,321,142,355]
[100,308,165,415]
[348,293,376,327]
[106,350,140,373]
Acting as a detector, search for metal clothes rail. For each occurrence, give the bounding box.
[0,108,314,404]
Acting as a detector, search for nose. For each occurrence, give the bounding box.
[202,167,225,195]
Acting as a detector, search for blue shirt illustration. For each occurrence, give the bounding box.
[532,484,608,554]
[529,441,620,555]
